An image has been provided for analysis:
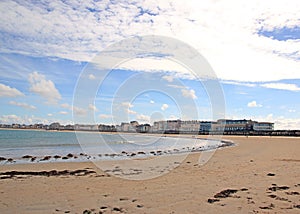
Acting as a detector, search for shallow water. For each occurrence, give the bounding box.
[0,129,224,164]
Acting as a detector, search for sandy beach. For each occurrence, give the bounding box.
[0,136,299,213]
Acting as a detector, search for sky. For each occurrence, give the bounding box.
[0,0,300,129]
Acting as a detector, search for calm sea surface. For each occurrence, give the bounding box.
[0,129,223,164]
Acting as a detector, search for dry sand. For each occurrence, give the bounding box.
[0,136,299,213]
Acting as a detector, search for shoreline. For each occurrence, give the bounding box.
[0,137,234,166]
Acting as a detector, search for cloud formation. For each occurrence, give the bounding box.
[181,89,197,100]
[28,71,61,104]
[9,101,36,110]
[247,101,262,108]
[161,104,169,111]
[0,83,24,97]
[261,83,300,92]
[1,0,300,82]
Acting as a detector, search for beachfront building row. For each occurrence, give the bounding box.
[150,119,274,133]
[0,119,274,134]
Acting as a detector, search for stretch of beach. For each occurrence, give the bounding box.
[0,136,299,213]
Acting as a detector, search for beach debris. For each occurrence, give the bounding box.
[259,203,275,209]
[240,188,248,191]
[207,198,220,204]
[136,204,143,208]
[267,172,276,176]
[268,185,289,192]
[294,205,300,209]
[0,169,96,178]
[82,210,92,214]
[100,206,108,209]
[53,155,61,159]
[119,197,129,201]
[62,156,69,160]
[286,191,299,195]
[112,207,123,212]
[214,189,238,198]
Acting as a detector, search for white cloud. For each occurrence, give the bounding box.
[28,72,61,104]
[222,80,257,88]
[181,89,197,99]
[247,101,262,108]
[161,104,169,111]
[162,75,174,82]
[260,83,300,92]
[9,101,36,110]
[59,111,68,115]
[127,109,137,115]
[47,113,53,117]
[88,104,98,111]
[88,74,96,80]
[99,114,112,119]
[73,106,87,116]
[2,1,300,82]
[121,102,134,108]
[136,114,150,123]
[0,83,24,97]
[61,103,71,109]
[0,114,73,125]
[150,100,155,104]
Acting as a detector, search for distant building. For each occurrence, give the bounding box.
[213,119,255,132]
[74,124,98,131]
[136,124,151,133]
[180,120,200,133]
[49,122,60,130]
[253,122,274,131]
[199,121,213,132]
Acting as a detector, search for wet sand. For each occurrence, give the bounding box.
[0,136,299,213]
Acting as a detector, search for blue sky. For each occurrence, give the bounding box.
[0,0,300,129]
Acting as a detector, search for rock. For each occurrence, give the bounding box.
[7,158,13,162]
[82,210,92,214]
[137,151,145,155]
[136,204,144,208]
[40,156,51,161]
[67,153,73,158]
[31,157,36,162]
[62,156,69,160]
[267,173,275,176]
[240,188,248,191]
[130,153,136,157]
[22,155,32,159]
[0,157,7,161]
[100,206,108,209]
[53,155,61,159]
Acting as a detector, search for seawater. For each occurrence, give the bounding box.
[0,129,224,164]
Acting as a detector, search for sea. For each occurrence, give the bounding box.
[0,129,226,164]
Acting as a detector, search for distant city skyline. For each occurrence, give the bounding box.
[0,1,300,130]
